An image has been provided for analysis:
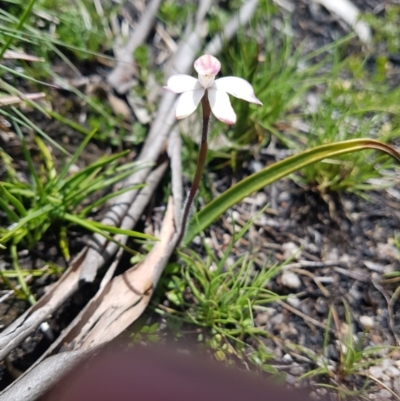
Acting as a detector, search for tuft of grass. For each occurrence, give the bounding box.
[297,303,398,398]
[198,0,400,196]
[153,211,286,377]
[0,124,152,251]
[0,123,154,302]
[0,0,132,148]
[363,5,400,54]
[292,64,400,194]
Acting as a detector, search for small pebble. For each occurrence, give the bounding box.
[285,374,296,385]
[360,315,374,329]
[255,192,267,206]
[225,257,235,267]
[324,247,339,261]
[369,365,383,379]
[307,243,319,254]
[249,160,263,173]
[193,236,201,245]
[270,313,284,326]
[282,354,293,363]
[377,389,392,400]
[316,388,328,397]
[204,238,213,248]
[278,191,291,202]
[289,363,304,376]
[282,242,300,260]
[286,294,300,308]
[209,263,218,272]
[281,271,301,289]
[231,210,241,224]
[315,297,328,315]
[255,312,269,326]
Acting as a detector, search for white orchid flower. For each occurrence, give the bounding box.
[164,54,262,125]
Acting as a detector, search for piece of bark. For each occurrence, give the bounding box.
[74,197,178,350]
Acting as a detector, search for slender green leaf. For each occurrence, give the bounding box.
[0,203,53,244]
[184,139,400,244]
[88,219,157,241]
[79,183,145,216]
[56,129,98,185]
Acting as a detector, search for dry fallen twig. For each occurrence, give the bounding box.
[0,92,46,106]
[312,0,372,44]
[0,348,97,401]
[278,300,332,332]
[0,249,87,361]
[107,0,162,94]
[3,50,44,62]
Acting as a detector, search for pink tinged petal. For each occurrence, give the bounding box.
[214,77,263,105]
[175,88,205,120]
[208,88,237,125]
[164,74,201,93]
[194,54,221,76]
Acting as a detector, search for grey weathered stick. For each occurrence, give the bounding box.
[205,0,259,55]
[0,248,87,361]
[0,348,98,401]
[312,0,371,44]
[107,0,162,93]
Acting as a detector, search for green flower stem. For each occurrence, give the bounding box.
[178,93,211,245]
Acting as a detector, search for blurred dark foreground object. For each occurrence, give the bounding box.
[40,345,316,401]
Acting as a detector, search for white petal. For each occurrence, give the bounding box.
[175,88,205,120]
[164,74,201,93]
[214,77,262,105]
[208,88,236,125]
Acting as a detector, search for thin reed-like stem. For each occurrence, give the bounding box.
[177,93,211,244]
